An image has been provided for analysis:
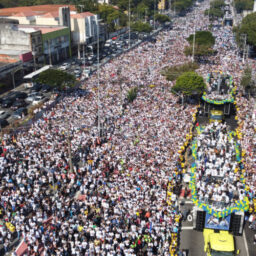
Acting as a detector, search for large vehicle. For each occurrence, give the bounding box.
[204,229,240,256]
[209,110,224,123]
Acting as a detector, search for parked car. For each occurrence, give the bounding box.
[1,99,14,108]
[12,107,27,119]
[0,118,9,128]
[41,84,51,92]
[14,92,28,100]
[31,83,42,92]
[32,96,44,106]
[26,92,42,103]
[0,110,10,120]
[11,100,28,111]
[24,83,33,89]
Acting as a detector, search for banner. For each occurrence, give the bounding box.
[205,213,231,230]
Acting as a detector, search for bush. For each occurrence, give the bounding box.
[162,62,199,82]
[35,69,76,90]
[127,87,138,102]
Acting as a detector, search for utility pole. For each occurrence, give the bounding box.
[192,27,196,63]
[241,34,247,64]
[154,0,156,30]
[48,39,52,66]
[97,17,101,137]
[67,131,73,173]
[129,0,131,48]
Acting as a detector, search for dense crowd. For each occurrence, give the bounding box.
[195,122,245,209]
[0,0,255,255]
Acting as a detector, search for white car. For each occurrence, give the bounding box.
[32,96,44,106]
[24,82,33,88]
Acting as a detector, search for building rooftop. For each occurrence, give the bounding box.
[17,24,67,34]
[71,12,95,19]
[0,5,76,17]
[0,54,21,63]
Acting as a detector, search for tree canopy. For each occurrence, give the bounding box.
[185,30,215,57]
[35,69,76,90]
[131,21,152,33]
[234,0,253,13]
[162,62,199,82]
[173,0,194,15]
[154,14,170,23]
[234,12,256,47]
[204,0,225,20]
[241,66,252,89]
[172,72,206,96]
[187,30,215,47]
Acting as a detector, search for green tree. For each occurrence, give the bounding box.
[234,0,253,13]
[154,14,170,23]
[98,4,127,31]
[210,0,225,9]
[35,69,76,90]
[234,12,256,47]
[172,72,206,96]
[185,31,215,58]
[204,8,224,20]
[162,62,199,82]
[131,21,152,32]
[187,30,215,47]
[241,66,252,90]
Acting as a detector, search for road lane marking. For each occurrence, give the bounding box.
[181,226,194,230]
[243,231,249,256]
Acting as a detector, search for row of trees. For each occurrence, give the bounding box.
[234,12,256,48]
[204,0,225,20]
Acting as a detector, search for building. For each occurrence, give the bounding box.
[0,5,108,60]
[70,12,107,58]
[0,54,23,88]
[0,23,43,65]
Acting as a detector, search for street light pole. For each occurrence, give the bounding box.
[192,26,196,63]
[154,0,156,30]
[97,17,101,137]
[129,0,131,48]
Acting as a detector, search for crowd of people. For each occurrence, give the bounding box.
[0,0,255,255]
[195,122,245,209]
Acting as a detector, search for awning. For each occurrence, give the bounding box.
[23,65,51,79]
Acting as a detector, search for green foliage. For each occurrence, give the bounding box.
[76,0,99,13]
[172,72,206,96]
[154,14,170,23]
[234,0,253,13]
[204,8,224,20]
[0,83,6,89]
[127,87,138,102]
[173,0,194,14]
[235,12,256,47]
[162,62,199,82]
[98,4,127,31]
[210,0,225,9]
[187,31,215,47]
[35,69,76,90]
[240,66,252,89]
[204,0,225,20]
[131,21,152,32]
[185,31,215,58]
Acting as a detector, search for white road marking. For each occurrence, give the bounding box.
[242,231,249,256]
[181,226,194,230]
